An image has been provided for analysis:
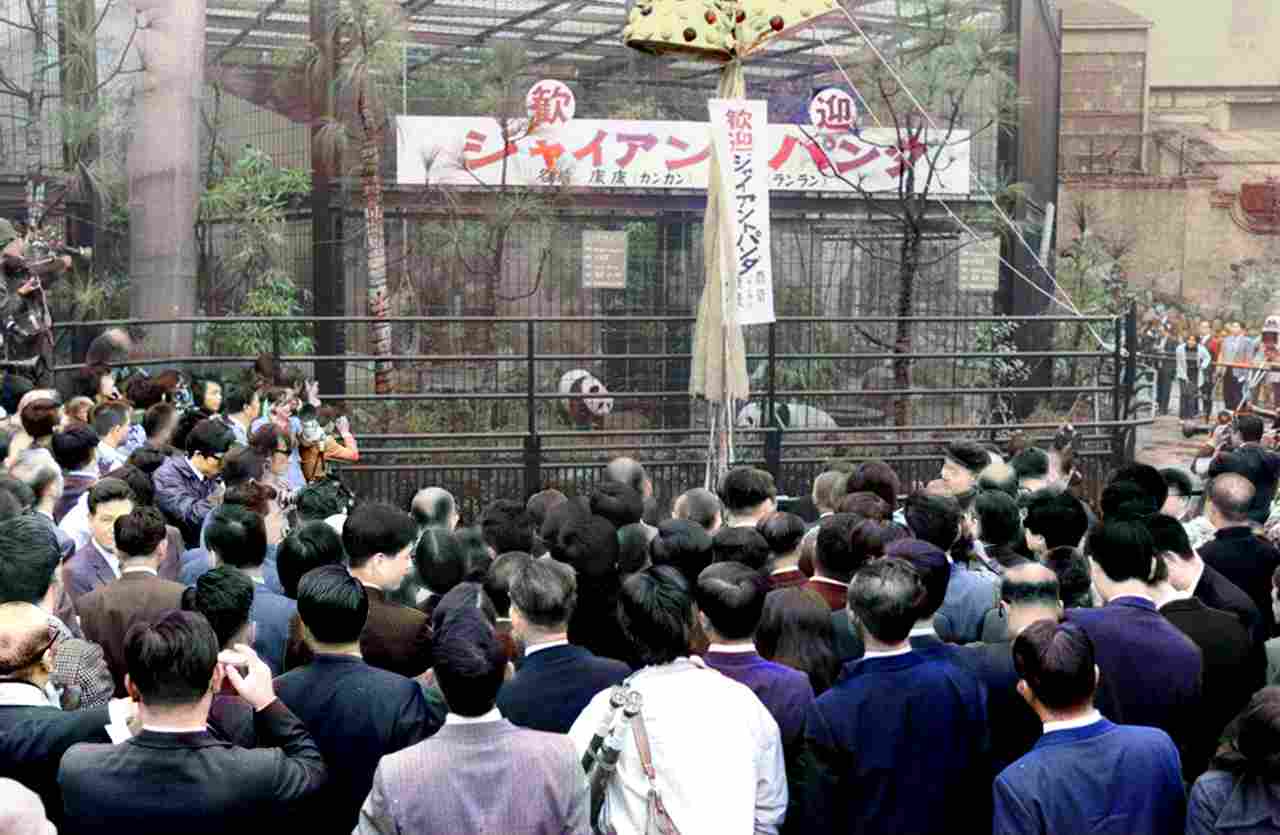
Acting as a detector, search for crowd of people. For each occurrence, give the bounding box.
[2,353,1280,834]
[1141,314,1280,420]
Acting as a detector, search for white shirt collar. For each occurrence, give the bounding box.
[141,723,209,734]
[523,638,569,657]
[121,566,157,577]
[862,646,913,660]
[67,468,98,480]
[92,539,120,578]
[446,707,503,726]
[1188,560,1207,595]
[185,456,205,482]
[1043,710,1103,734]
[708,642,758,654]
[0,681,55,708]
[909,624,937,638]
[810,576,848,589]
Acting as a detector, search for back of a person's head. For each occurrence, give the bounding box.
[509,557,577,629]
[1100,479,1158,521]
[755,586,839,692]
[711,526,771,571]
[431,581,498,635]
[185,418,232,458]
[224,480,275,518]
[589,481,644,529]
[847,557,926,645]
[695,561,770,640]
[1159,467,1195,501]
[1044,546,1093,609]
[10,448,60,501]
[1216,687,1280,777]
[1087,519,1158,584]
[1209,473,1255,524]
[943,441,989,477]
[479,499,534,555]
[554,513,619,582]
[127,445,168,476]
[142,402,176,442]
[19,397,59,440]
[223,384,256,416]
[181,566,254,648]
[816,515,887,581]
[91,401,130,439]
[673,487,721,530]
[1024,492,1090,550]
[1012,619,1097,710]
[124,610,219,707]
[411,486,456,530]
[51,423,98,472]
[1010,447,1050,481]
[1000,562,1062,610]
[539,495,590,546]
[433,606,507,716]
[413,527,467,596]
[719,467,776,514]
[295,478,353,524]
[845,460,900,508]
[756,512,806,556]
[1236,413,1266,443]
[1144,513,1194,560]
[837,491,892,520]
[455,527,493,581]
[484,551,533,618]
[277,521,347,599]
[975,489,1021,547]
[102,465,154,508]
[342,502,417,569]
[603,456,647,496]
[0,515,59,604]
[649,518,714,586]
[0,373,33,415]
[812,470,848,511]
[298,564,368,645]
[904,492,961,550]
[616,523,653,575]
[207,504,268,569]
[221,446,262,487]
[0,478,32,516]
[618,565,694,666]
[885,538,950,619]
[86,478,134,516]
[1110,463,1169,510]
[525,488,566,530]
[114,506,167,560]
[978,462,1020,498]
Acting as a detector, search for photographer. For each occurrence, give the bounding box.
[297,405,358,484]
[0,219,71,388]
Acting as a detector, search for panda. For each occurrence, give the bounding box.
[558,369,613,429]
[735,402,840,432]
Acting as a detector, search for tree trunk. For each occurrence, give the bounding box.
[27,6,47,230]
[893,226,921,427]
[359,99,392,395]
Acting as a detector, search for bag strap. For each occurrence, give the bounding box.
[631,707,658,782]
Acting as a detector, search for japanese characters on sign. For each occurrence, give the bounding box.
[525,79,576,128]
[710,98,774,326]
[396,116,971,195]
[809,87,858,134]
[581,230,628,290]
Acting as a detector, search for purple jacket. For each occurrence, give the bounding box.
[704,648,814,748]
[153,457,218,549]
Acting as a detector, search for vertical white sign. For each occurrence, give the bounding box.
[709,98,775,326]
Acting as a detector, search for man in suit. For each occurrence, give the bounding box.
[77,507,184,696]
[10,448,74,561]
[275,566,443,833]
[795,558,989,835]
[49,423,98,524]
[721,466,777,528]
[904,492,998,644]
[345,503,433,677]
[1209,414,1280,526]
[0,515,114,710]
[826,518,897,662]
[58,610,327,834]
[61,478,134,610]
[358,606,589,835]
[993,620,1185,835]
[805,513,865,611]
[1199,473,1280,632]
[497,557,628,733]
[152,419,230,549]
[0,602,120,826]
[956,562,1058,773]
[208,505,294,676]
[1066,520,1203,766]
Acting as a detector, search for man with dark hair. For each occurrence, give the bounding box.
[294,479,352,525]
[845,460,901,511]
[672,487,722,534]
[649,518,714,588]
[1100,479,1159,521]
[0,602,119,826]
[978,462,1020,499]
[712,525,772,571]
[570,566,786,834]
[275,566,442,833]
[525,488,566,537]
[77,507,184,696]
[358,607,588,834]
[497,558,629,733]
[344,503,432,678]
[796,558,989,834]
[1111,463,1170,510]
[553,513,630,665]
[1209,413,1280,526]
[697,562,814,749]
[410,528,467,618]
[805,513,869,610]
[603,455,649,499]
[276,521,346,600]
[956,562,1062,772]
[58,611,327,832]
[91,401,132,476]
[886,538,959,659]
[939,441,988,496]
[1067,520,1203,766]
[1200,473,1280,632]
[1022,492,1090,557]
[0,515,114,710]
[63,478,135,608]
[409,486,457,531]
[50,423,99,523]
[589,481,644,530]
[1159,466,1198,521]
[181,566,257,747]
[906,492,999,645]
[479,499,535,556]
[221,385,260,447]
[1010,447,1051,493]
[720,466,777,528]
[142,402,178,450]
[975,490,1029,573]
[153,418,231,548]
[1044,546,1094,609]
[993,621,1185,835]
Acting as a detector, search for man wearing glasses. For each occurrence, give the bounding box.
[153,419,233,549]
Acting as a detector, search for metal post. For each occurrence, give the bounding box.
[271,319,281,367]
[1111,308,1124,467]
[523,319,540,498]
[765,322,781,480]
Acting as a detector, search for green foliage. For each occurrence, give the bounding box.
[195,272,313,359]
[966,321,1029,387]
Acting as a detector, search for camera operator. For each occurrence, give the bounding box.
[0,219,72,388]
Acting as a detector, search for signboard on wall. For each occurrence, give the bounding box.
[958,237,1002,293]
[709,98,775,325]
[396,115,971,195]
[581,230,628,289]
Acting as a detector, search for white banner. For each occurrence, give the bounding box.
[709,99,774,326]
[396,116,970,195]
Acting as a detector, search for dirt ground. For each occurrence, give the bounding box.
[1133,414,1206,471]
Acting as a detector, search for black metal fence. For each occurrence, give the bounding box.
[54,310,1142,520]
